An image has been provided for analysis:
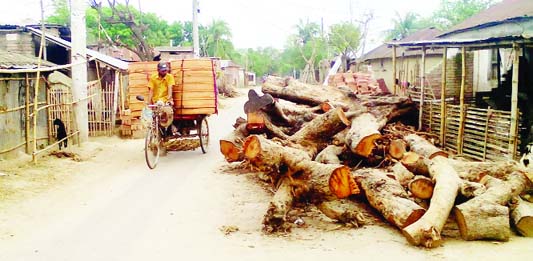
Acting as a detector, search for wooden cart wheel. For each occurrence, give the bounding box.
[145,125,160,169]
[198,115,209,154]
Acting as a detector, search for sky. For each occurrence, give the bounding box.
[1,0,442,53]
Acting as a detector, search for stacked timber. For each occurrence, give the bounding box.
[170,59,217,115]
[219,76,533,248]
[127,61,156,118]
[124,59,217,138]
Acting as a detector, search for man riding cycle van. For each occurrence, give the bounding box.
[148,61,176,147]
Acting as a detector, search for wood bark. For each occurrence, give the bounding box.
[454,172,530,241]
[263,177,294,233]
[262,81,346,107]
[353,168,426,229]
[289,107,351,147]
[404,133,448,159]
[243,135,311,174]
[449,160,525,182]
[315,145,344,164]
[402,156,462,248]
[510,196,533,237]
[317,199,366,226]
[244,89,275,114]
[243,135,359,199]
[389,162,415,188]
[345,113,384,157]
[459,180,487,198]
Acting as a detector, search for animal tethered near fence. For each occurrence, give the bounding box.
[53,118,68,150]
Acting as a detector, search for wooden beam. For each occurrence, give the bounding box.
[418,47,426,131]
[393,46,397,95]
[440,47,447,146]
[25,73,31,153]
[509,43,520,159]
[457,47,466,155]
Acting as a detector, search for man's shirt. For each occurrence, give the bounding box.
[148,73,175,103]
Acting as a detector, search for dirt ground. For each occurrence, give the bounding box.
[0,87,532,260]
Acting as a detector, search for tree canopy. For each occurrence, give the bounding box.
[45,0,495,77]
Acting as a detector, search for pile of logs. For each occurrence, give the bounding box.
[219,76,533,248]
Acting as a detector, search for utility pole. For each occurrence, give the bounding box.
[192,0,200,57]
[71,0,88,142]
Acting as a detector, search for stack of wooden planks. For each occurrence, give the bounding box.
[127,61,156,118]
[123,59,217,138]
[170,59,217,115]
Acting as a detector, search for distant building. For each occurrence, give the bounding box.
[154,46,194,61]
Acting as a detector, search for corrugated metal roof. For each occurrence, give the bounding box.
[0,49,56,69]
[26,27,129,71]
[361,28,443,60]
[440,0,533,37]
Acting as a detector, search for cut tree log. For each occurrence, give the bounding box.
[317,199,366,226]
[220,123,248,162]
[244,89,275,114]
[404,133,448,159]
[401,152,429,176]
[263,177,294,233]
[243,135,359,200]
[315,145,344,164]
[389,139,407,160]
[262,80,351,108]
[243,135,312,174]
[449,160,524,182]
[289,107,352,148]
[408,175,434,200]
[345,113,384,157]
[402,156,462,248]
[353,168,426,229]
[459,180,487,198]
[510,196,533,237]
[389,162,415,188]
[454,171,531,241]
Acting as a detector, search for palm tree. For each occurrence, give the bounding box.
[386,12,421,41]
[203,20,233,58]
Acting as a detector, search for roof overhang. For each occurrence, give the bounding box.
[26,27,129,71]
[387,35,533,50]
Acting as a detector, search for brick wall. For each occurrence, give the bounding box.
[424,52,474,103]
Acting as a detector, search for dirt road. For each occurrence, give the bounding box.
[0,88,531,260]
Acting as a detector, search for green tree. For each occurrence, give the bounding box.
[46,0,70,25]
[431,0,496,29]
[282,19,327,83]
[234,47,281,78]
[329,22,361,71]
[203,20,234,59]
[386,11,422,41]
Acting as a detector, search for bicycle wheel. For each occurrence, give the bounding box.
[198,116,209,154]
[144,125,160,169]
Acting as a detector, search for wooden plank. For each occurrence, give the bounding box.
[128,78,150,86]
[174,83,216,92]
[128,102,145,112]
[174,107,216,115]
[173,91,216,100]
[174,99,216,108]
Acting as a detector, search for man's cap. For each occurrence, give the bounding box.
[157,62,169,71]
